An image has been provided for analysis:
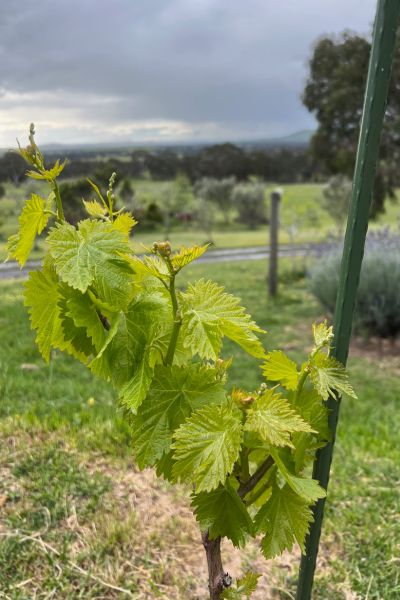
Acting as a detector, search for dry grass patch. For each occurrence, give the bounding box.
[0,430,310,598]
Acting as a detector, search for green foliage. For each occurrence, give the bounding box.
[172,402,243,492]
[47,220,131,296]
[193,177,236,225]
[8,127,356,599]
[180,278,266,360]
[24,266,89,363]
[232,182,266,230]
[131,364,226,468]
[221,572,261,599]
[321,174,352,233]
[255,484,314,558]
[310,246,400,339]
[244,389,313,448]
[192,482,254,547]
[262,350,299,390]
[310,351,357,401]
[303,31,400,217]
[7,193,52,266]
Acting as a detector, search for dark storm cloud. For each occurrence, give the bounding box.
[0,0,377,144]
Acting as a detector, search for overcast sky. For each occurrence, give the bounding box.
[0,0,377,147]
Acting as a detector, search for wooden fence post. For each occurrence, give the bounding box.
[268,188,282,297]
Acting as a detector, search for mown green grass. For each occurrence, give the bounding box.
[0,260,399,598]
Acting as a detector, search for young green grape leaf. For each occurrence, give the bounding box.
[244,389,314,448]
[221,572,261,599]
[93,257,136,309]
[271,450,326,502]
[255,484,314,558]
[171,244,209,271]
[262,350,299,390]
[291,432,324,473]
[155,451,175,482]
[10,194,50,266]
[90,292,172,411]
[112,212,137,239]
[180,279,266,360]
[62,287,107,352]
[58,286,96,357]
[83,199,107,218]
[24,267,63,362]
[172,402,243,492]
[24,267,86,363]
[125,254,170,281]
[119,354,154,412]
[310,351,357,400]
[89,312,122,379]
[26,159,67,181]
[292,387,331,442]
[312,320,333,350]
[47,219,133,307]
[191,481,254,547]
[132,364,226,468]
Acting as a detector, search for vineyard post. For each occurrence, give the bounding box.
[268,188,281,297]
[295,1,400,598]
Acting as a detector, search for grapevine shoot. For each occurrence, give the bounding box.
[7,125,356,599]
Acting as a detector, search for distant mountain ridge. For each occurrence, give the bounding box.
[275,129,313,144]
[0,129,314,156]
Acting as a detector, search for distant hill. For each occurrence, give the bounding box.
[0,129,314,157]
[240,129,314,150]
[275,129,314,145]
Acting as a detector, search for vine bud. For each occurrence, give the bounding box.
[108,172,117,189]
[257,383,268,395]
[154,241,172,258]
[231,388,255,408]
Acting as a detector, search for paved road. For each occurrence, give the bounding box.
[0,242,336,280]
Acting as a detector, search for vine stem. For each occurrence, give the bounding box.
[164,273,182,366]
[201,455,275,598]
[52,180,65,222]
[294,361,312,404]
[202,532,232,599]
[238,455,274,499]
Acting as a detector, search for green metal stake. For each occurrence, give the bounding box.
[296,1,400,598]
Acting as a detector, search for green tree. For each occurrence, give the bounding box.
[321,175,352,235]
[303,31,400,217]
[160,173,193,238]
[119,178,135,208]
[0,151,27,186]
[58,179,93,224]
[232,182,266,230]
[193,177,235,225]
[197,143,251,180]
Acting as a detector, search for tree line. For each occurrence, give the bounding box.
[0,142,315,188]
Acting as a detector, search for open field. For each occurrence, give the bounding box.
[1,180,400,261]
[0,259,399,598]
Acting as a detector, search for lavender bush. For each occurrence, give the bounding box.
[309,228,400,339]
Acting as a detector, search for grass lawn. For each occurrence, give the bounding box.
[0,260,399,598]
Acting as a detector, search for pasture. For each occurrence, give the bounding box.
[1,259,399,599]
